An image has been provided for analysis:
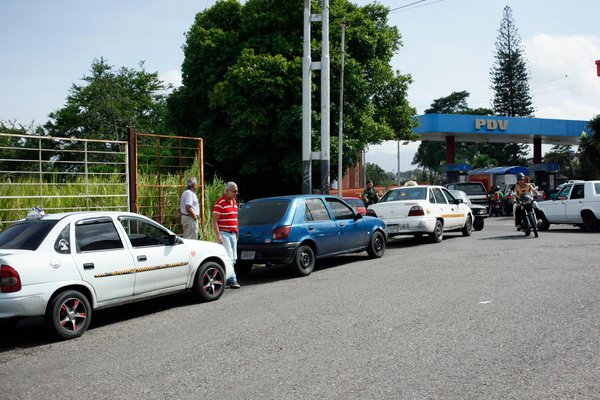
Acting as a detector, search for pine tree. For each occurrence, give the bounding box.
[489,6,532,165]
[491,6,534,117]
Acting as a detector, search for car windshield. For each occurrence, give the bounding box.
[239,200,290,225]
[344,198,364,207]
[0,220,59,250]
[380,187,427,202]
[450,190,470,204]
[453,183,485,195]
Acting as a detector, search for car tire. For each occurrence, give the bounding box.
[473,218,484,231]
[537,213,550,231]
[234,261,253,277]
[461,216,473,236]
[193,261,225,302]
[429,220,443,243]
[581,212,598,233]
[367,231,386,258]
[292,244,315,276]
[46,290,92,340]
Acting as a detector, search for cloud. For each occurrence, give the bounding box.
[525,34,600,120]
[159,69,182,89]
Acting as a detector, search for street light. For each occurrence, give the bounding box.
[397,140,409,185]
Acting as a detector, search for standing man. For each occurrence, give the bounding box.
[363,179,378,207]
[180,177,200,239]
[212,181,241,289]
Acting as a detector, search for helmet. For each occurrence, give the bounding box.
[516,172,525,180]
[495,185,500,190]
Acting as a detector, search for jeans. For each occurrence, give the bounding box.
[221,231,238,283]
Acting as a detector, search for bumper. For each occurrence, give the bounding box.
[0,288,51,319]
[383,217,437,236]
[237,242,300,265]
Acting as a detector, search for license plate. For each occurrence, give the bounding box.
[240,251,255,260]
[388,224,399,233]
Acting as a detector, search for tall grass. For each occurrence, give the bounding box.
[0,168,227,242]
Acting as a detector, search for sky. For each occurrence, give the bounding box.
[1,0,600,174]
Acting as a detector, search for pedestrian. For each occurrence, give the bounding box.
[180,177,200,239]
[212,181,241,289]
[363,179,379,207]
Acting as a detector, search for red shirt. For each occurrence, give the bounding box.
[213,195,238,233]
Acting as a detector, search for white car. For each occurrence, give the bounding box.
[367,185,474,242]
[537,180,600,232]
[0,211,234,339]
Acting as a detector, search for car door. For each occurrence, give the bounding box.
[72,217,136,303]
[325,197,366,250]
[566,183,585,223]
[442,188,468,228]
[542,185,572,223]
[304,198,339,256]
[431,187,458,228]
[118,216,191,296]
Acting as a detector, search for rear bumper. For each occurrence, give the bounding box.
[237,242,300,265]
[383,217,437,237]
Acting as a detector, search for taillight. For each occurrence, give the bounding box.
[408,206,424,216]
[273,225,292,240]
[1,265,22,293]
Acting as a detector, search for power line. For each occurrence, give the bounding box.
[390,0,445,14]
[389,0,426,12]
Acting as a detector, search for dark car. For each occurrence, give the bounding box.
[445,182,488,205]
[236,195,387,277]
[450,189,488,231]
[343,196,368,215]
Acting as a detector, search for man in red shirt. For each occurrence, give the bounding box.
[212,181,240,288]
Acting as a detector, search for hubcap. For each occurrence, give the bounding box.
[59,298,87,333]
[203,267,223,295]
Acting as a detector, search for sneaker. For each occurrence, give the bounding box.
[228,281,241,289]
[516,226,521,231]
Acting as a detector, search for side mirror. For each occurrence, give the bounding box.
[455,198,463,204]
[354,212,363,220]
[169,234,180,245]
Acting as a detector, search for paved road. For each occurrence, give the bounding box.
[1,217,599,399]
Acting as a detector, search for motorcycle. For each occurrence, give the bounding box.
[490,199,504,217]
[516,193,539,238]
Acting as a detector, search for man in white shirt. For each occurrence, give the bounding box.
[180,177,200,239]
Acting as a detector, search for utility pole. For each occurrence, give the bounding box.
[337,17,346,197]
[302,0,331,194]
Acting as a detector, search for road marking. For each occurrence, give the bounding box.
[479,301,492,304]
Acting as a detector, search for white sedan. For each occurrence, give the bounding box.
[0,210,234,339]
[367,185,474,242]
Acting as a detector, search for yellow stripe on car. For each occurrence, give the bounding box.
[94,261,189,278]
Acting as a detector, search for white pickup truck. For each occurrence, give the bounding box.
[536,180,600,232]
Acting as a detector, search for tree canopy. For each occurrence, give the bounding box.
[168,0,417,199]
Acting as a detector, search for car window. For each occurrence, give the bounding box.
[595,183,600,195]
[555,185,571,200]
[119,217,173,248]
[326,198,355,220]
[428,188,436,204]
[571,184,584,200]
[442,188,457,203]
[239,200,290,225]
[432,188,448,204]
[381,187,427,202]
[0,220,59,251]
[344,198,365,207]
[453,183,485,195]
[54,225,71,254]
[75,218,124,252]
[305,198,331,222]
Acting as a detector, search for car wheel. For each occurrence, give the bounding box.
[473,218,484,231]
[461,216,473,236]
[234,261,253,277]
[292,244,315,276]
[429,220,443,243]
[46,290,92,340]
[537,213,550,231]
[193,261,225,302]
[367,231,385,258]
[581,212,598,233]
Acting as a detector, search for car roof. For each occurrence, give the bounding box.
[26,211,143,221]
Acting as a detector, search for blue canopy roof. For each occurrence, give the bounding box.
[468,166,529,175]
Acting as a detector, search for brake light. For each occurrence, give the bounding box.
[408,206,424,216]
[273,225,292,240]
[1,265,22,293]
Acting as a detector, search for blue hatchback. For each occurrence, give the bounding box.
[236,195,387,276]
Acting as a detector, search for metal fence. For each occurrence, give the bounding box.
[0,132,128,227]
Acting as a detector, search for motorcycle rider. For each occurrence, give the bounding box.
[513,172,539,230]
[489,185,504,216]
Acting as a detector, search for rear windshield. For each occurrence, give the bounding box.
[380,187,427,202]
[239,200,290,225]
[452,183,485,195]
[0,220,59,250]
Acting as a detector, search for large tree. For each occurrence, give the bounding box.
[489,5,531,164]
[45,58,169,141]
[168,0,417,199]
[578,115,600,180]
